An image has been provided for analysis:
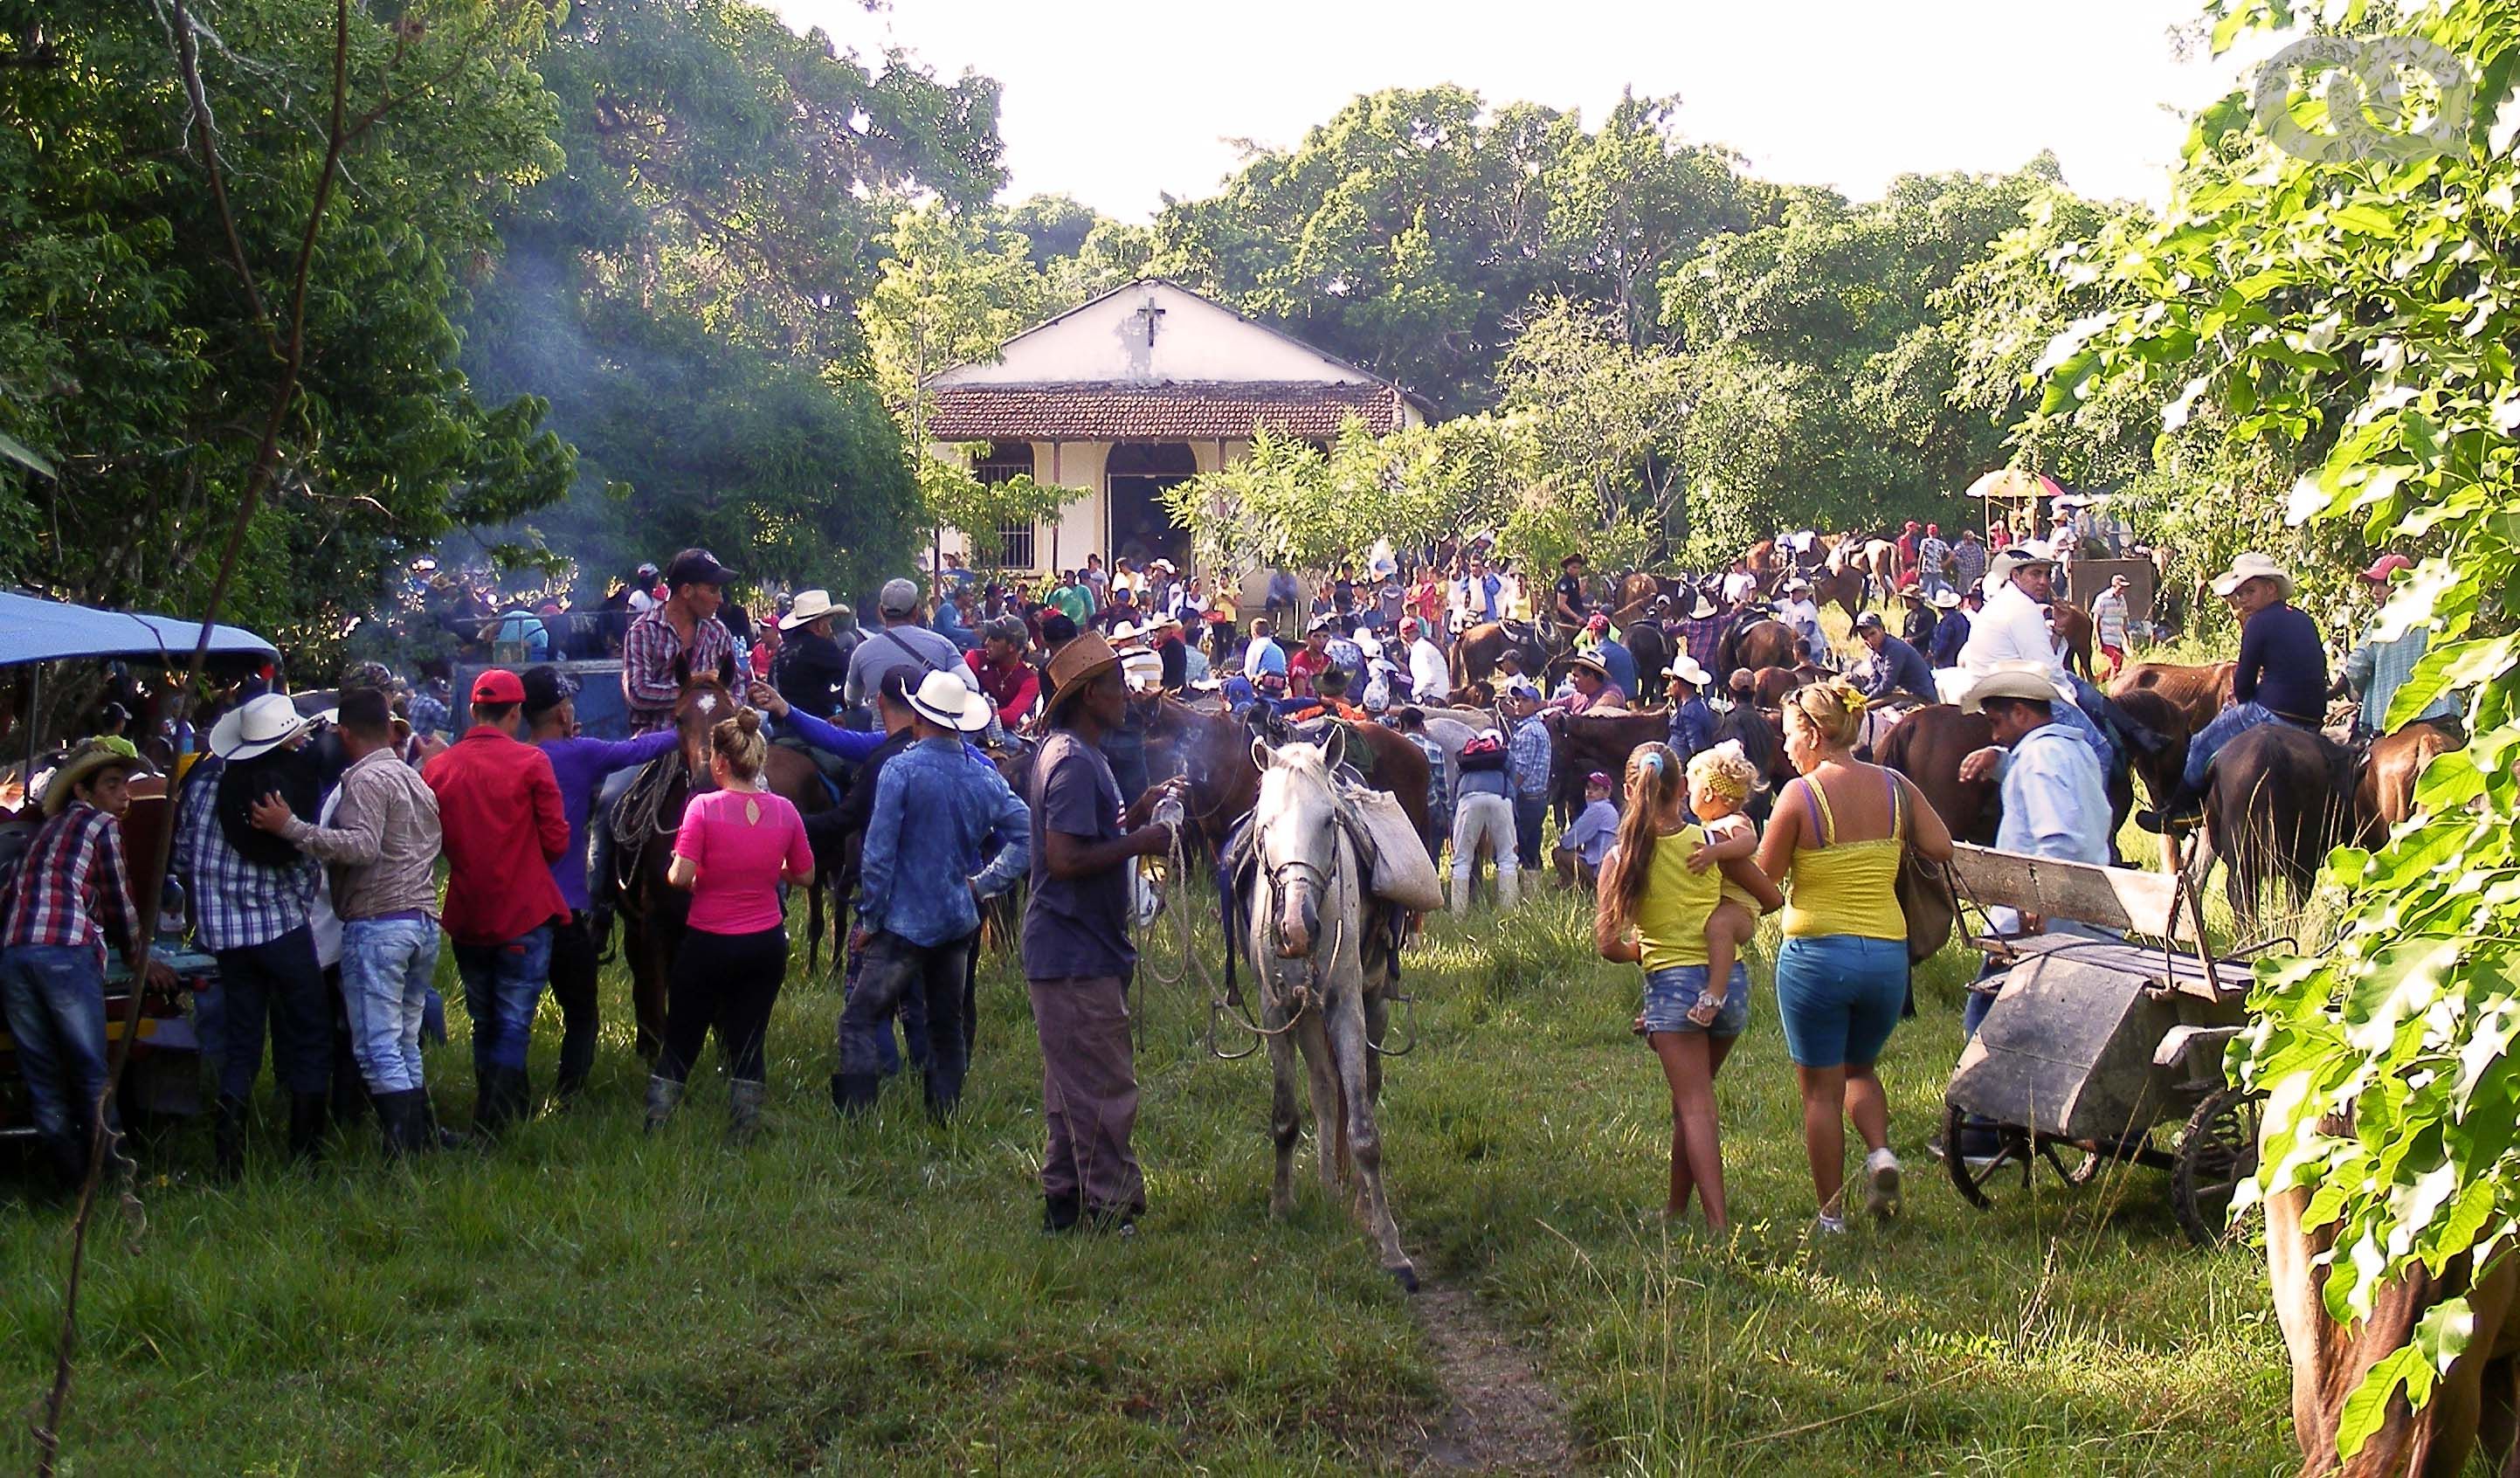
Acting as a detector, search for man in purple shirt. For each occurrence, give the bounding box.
[522,666,679,1102]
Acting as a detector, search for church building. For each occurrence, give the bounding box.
[925,279,1427,577]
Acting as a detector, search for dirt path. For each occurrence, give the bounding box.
[1409,1282,1577,1475]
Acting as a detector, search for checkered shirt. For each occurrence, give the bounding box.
[0,802,142,972]
[173,758,318,953]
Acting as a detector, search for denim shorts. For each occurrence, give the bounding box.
[1640,962,1750,1039]
[1772,934,1909,1068]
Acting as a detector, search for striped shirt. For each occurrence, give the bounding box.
[1,802,142,971]
[173,757,318,952]
[622,607,746,734]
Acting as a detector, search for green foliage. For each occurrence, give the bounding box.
[861,203,1052,424]
[921,459,1070,574]
[2060,0,2519,1454]
[1148,85,1777,413]
[0,0,574,665]
[460,0,1003,594]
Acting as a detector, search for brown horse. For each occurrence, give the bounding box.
[1140,699,1430,858]
[1449,620,1550,687]
[617,660,833,1060]
[2050,601,2096,679]
[2109,660,2236,734]
[1810,563,1868,627]
[1716,619,1799,684]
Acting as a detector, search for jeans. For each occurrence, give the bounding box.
[1512,796,1549,872]
[206,924,331,1099]
[841,932,928,1075]
[341,917,440,1092]
[452,925,552,1076]
[547,915,600,1092]
[659,924,786,1084]
[1773,935,1909,1068]
[2182,701,2293,792]
[0,943,116,1175]
[1640,962,1751,1038]
[843,931,972,1109]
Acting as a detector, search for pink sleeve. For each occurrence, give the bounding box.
[783,801,815,878]
[673,793,709,863]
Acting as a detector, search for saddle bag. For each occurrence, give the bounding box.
[1340,787,1444,912]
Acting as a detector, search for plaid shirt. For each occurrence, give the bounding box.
[1951,539,1988,594]
[622,607,746,733]
[173,757,318,953]
[1405,734,1449,824]
[1674,615,1724,673]
[1,802,142,971]
[1509,715,1556,801]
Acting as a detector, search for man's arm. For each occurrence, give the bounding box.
[1002,666,1040,725]
[622,619,680,709]
[588,729,683,775]
[750,682,883,761]
[529,752,570,862]
[273,768,384,864]
[970,780,1032,899]
[2232,615,2265,705]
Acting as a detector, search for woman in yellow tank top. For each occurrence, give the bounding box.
[1754,680,1954,1236]
[1595,744,1783,1233]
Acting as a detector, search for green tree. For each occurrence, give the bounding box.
[459,0,1004,591]
[1495,300,1689,558]
[0,0,574,662]
[2059,2,2518,1461]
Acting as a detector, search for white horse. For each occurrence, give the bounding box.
[1243,731,1417,1291]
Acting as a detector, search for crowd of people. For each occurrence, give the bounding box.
[0,505,2455,1242]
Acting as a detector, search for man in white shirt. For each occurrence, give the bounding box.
[1720,562,1758,607]
[1954,545,2151,769]
[1776,579,1826,666]
[1401,618,1450,704]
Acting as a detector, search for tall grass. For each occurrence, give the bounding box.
[0,842,2296,1475]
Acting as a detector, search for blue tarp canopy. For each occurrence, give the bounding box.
[0,591,278,666]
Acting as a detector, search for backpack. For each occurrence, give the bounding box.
[1458,735,1509,773]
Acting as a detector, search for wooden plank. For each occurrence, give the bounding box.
[1947,844,2193,943]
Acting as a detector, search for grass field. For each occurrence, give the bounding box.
[0,872,2299,1475]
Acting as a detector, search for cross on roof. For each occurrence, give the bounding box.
[1127,297,1165,347]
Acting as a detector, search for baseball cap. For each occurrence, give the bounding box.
[664,548,735,588]
[879,578,921,615]
[471,668,527,706]
[1854,611,1886,632]
[1585,770,1611,789]
[520,665,577,717]
[2361,553,2413,584]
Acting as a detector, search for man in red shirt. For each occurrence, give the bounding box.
[423,669,570,1136]
[1288,618,1334,698]
[964,617,1041,728]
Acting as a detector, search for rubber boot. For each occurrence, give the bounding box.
[1042,1191,1081,1234]
[287,1091,329,1164]
[727,1079,768,1145]
[830,1072,881,1115]
[373,1089,424,1157]
[420,1091,470,1151]
[1447,874,1471,917]
[212,1094,247,1183]
[473,1065,533,1140]
[644,1074,684,1134]
[1495,866,1521,912]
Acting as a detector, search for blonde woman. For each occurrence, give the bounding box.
[1596,743,1784,1233]
[1756,680,1955,1234]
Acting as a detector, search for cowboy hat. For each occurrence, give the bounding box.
[1046,631,1121,711]
[780,589,841,630]
[1782,577,1811,593]
[1108,620,1146,646]
[1960,661,2061,715]
[1568,652,1611,682]
[42,737,152,817]
[1666,654,1712,688]
[2210,551,2294,599]
[209,692,314,762]
[1687,593,1717,619]
[1931,588,1964,611]
[906,670,991,733]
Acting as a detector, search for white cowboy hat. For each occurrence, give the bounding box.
[2210,551,2294,599]
[780,589,841,630]
[905,670,991,733]
[1960,660,2061,715]
[1783,577,1812,593]
[1931,587,1964,611]
[1687,594,1717,619]
[1108,620,1146,646]
[1666,654,1712,688]
[210,692,314,762]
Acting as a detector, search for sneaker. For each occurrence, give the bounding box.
[1865,1147,1902,1222]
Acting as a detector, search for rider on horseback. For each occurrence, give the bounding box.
[1955,542,2155,779]
[2139,553,2328,833]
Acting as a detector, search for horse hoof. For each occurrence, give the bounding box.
[1389,1264,1420,1294]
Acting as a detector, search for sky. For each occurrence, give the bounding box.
[777,0,2260,219]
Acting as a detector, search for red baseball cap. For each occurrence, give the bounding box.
[2360,553,2413,584]
[471,668,526,705]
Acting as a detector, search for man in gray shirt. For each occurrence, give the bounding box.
[845,577,982,708]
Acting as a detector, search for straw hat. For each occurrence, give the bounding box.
[905,670,991,733]
[780,589,841,631]
[2210,551,2294,599]
[209,692,313,762]
[1046,631,1120,712]
[42,737,152,817]
[1931,588,1964,611]
[1568,652,1611,682]
[1687,593,1716,619]
[1960,661,2061,715]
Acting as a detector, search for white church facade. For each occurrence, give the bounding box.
[925,279,1427,577]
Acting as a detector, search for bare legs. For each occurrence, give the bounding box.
[1794,1060,1888,1219]
[1650,1030,1735,1232]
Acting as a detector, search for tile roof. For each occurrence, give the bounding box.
[926,381,1408,442]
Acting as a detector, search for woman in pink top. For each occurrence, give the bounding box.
[647,708,814,1141]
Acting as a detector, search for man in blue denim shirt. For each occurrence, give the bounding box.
[836,672,1031,1117]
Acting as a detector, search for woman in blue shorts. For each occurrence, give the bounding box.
[1755,680,1954,1235]
[1594,743,1783,1233]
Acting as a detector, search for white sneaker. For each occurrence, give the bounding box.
[1865,1147,1902,1222]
